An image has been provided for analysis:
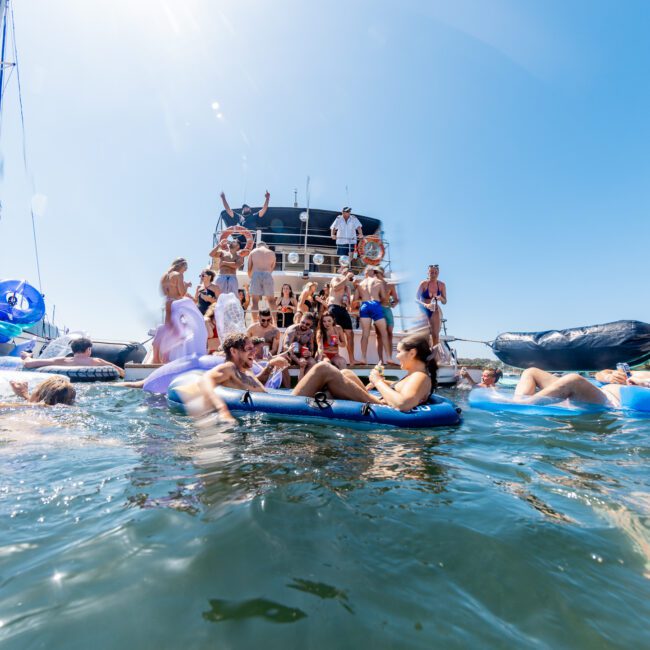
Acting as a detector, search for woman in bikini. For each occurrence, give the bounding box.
[316,312,348,369]
[276,283,297,328]
[293,333,437,412]
[298,281,318,315]
[416,264,447,346]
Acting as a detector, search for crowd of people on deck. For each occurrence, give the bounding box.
[6,190,648,422]
[151,191,428,376]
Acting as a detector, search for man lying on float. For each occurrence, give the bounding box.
[22,337,125,378]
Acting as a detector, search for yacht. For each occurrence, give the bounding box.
[125,205,459,385]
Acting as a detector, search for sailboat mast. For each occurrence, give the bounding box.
[0,0,9,119]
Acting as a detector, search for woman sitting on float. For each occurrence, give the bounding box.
[196,332,437,414]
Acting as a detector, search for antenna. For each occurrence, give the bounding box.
[345,184,350,207]
[302,176,310,277]
[293,187,298,208]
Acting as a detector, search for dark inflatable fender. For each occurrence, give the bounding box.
[89,341,146,368]
[491,320,650,371]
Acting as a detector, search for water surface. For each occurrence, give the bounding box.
[1,385,649,648]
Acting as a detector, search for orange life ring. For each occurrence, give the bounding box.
[358,235,385,266]
[219,225,254,257]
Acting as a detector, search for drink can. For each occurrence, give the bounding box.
[263,345,270,359]
[292,342,301,354]
[616,362,632,377]
[330,335,338,346]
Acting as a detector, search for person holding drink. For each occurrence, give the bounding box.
[316,312,348,369]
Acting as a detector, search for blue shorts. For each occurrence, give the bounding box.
[359,300,385,322]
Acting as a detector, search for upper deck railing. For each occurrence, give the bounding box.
[212,207,393,276]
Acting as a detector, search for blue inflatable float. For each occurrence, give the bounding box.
[469,385,650,416]
[0,279,46,343]
[167,372,462,429]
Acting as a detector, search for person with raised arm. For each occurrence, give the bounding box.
[460,366,502,389]
[4,376,76,407]
[194,269,220,315]
[209,236,243,295]
[327,264,358,365]
[220,190,270,228]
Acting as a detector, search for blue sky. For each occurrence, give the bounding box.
[1,0,649,358]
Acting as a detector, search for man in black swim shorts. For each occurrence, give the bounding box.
[327,265,358,365]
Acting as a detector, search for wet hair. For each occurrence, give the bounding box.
[399,334,438,393]
[223,333,251,361]
[31,377,76,406]
[202,269,215,281]
[259,309,272,319]
[484,366,503,383]
[70,337,92,354]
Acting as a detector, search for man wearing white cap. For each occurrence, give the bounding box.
[330,207,363,258]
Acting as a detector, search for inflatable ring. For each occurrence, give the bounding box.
[358,236,385,266]
[32,366,121,382]
[0,279,46,325]
[219,226,254,258]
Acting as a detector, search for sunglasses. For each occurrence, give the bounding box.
[260,318,271,324]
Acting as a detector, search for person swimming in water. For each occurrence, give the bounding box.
[3,376,76,407]
[460,366,502,389]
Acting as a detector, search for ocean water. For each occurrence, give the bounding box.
[1,384,649,649]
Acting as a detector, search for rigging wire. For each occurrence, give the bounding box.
[8,0,43,291]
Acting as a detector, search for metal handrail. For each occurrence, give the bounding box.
[212,222,393,275]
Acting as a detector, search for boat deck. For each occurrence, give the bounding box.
[124,362,458,385]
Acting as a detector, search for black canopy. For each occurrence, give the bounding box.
[218,207,381,248]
